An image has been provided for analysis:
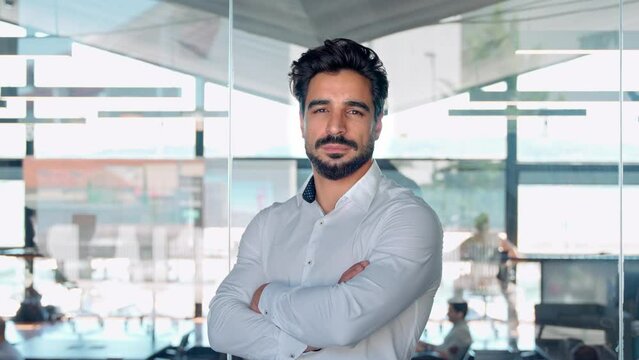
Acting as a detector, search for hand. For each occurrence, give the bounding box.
[250,283,268,313]
[415,340,429,352]
[416,340,438,353]
[338,260,369,284]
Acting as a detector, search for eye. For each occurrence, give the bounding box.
[347,109,364,116]
[312,108,328,114]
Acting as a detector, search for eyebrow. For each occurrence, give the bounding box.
[345,100,370,113]
[306,99,371,113]
[307,99,330,110]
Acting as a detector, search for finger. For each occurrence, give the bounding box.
[348,260,369,271]
[339,260,370,283]
[338,265,359,283]
[338,269,355,283]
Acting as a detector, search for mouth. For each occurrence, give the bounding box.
[315,135,358,153]
[320,144,353,154]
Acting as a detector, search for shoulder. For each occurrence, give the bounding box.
[368,179,443,248]
[253,195,299,221]
[455,321,472,338]
[376,177,441,230]
[457,320,471,331]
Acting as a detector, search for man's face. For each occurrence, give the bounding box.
[300,70,382,180]
[447,304,463,322]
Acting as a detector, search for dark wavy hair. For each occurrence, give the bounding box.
[450,301,468,318]
[289,38,388,119]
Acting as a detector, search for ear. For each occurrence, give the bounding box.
[373,115,383,140]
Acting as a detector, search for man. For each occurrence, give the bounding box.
[415,301,472,360]
[0,318,23,360]
[457,213,519,345]
[208,38,443,360]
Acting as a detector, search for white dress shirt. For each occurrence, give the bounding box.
[208,161,443,360]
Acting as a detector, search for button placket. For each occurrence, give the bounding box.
[301,219,323,282]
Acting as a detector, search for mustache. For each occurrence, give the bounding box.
[315,135,358,150]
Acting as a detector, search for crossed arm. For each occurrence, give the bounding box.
[208,204,442,358]
[250,260,369,312]
[249,260,370,353]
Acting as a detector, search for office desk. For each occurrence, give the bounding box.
[517,254,638,360]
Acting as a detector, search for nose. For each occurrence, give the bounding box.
[326,111,346,135]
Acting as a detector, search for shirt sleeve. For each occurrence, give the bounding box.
[258,201,443,348]
[435,323,472,357]
[207,209,308,360]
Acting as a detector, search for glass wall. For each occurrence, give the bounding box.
[1,0,637,358]
[0,0,231,325]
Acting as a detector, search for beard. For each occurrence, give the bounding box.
[306,133,375,180]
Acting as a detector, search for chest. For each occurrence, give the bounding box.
[263,203,376,286]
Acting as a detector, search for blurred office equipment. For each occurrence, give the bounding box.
[526,254,638,360]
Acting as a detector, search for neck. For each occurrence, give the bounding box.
[314,160,373,213]
[451,317,464,324]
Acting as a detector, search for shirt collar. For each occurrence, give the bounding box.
[296,161,382,212]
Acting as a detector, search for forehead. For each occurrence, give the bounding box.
[306,70,372,103]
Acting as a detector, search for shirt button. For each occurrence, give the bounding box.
[307,260,312,265]
[289,354,295,358]
[319,220,324,225]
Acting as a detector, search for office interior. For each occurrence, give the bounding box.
[0,0,638,359]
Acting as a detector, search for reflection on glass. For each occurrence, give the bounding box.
[0,124,26,159]
[0,180,25,248]
[35,118,196,159]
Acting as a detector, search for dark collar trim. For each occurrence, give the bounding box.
[302,176,316,203]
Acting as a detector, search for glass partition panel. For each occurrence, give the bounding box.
[0,0,230,337]
[0,180,25,248]
[0,124,26,159]
[511,0,625,357]
[0,0,634,358]
[228,26,305,281]
[623,1,639,359]
[223,0,626,357]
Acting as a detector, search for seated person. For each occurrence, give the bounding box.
[414,300,472,360]
[572,344,599,360]
[0,318,23,360]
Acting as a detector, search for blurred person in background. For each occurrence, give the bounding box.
[456,213,519,346]
[414,300,472,360]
